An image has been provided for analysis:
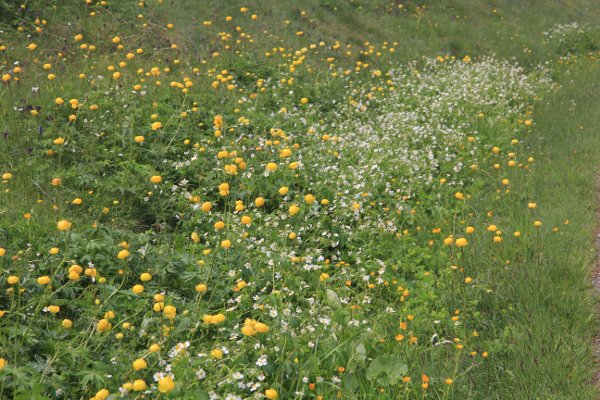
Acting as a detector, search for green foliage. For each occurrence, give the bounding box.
[0,0,599,399]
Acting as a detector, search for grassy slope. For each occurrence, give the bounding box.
[470,60,600,399]
[165,3,600,397]
[1,1,600,399]
[166,0,600,64]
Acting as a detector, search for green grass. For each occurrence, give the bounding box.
[0,1,600,399]
[465,60,600,399]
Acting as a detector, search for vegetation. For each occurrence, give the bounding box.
[0,1,599,399]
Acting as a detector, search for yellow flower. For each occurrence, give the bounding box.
[254,322,269,333]
[7,276,19,285]
[289,204,300,215]
[241,324,256,336]
[53,137,65,145]
[158,376,175,393]
[163,305,177,319]
[265,389,278,399]
[201,202,212,212]
[47,305,60,314]
[94,389,109,400]
[37,276,51,285]
[132,358,147,370]
[97,319,112,333]
[62,319,73,329]
[57,219,72,231]
[195,283,208,292]
[134,135,145,143]
[455,238,468,247]
[117,249,130,259]
[304,194,315,204]
[132,379,147,391]
[214,221,225,230]
[210,348,223,359]
[221,239,232,249]
[213,114,224,129]
[0,358,6,371]
[140,273,152,282]
[266,162,278,172]
[151,121,162,130]
[149,343,161,353]
[132,284,144,294]
[150,175,162,183]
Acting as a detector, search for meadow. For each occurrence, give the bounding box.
[1,1,600,399]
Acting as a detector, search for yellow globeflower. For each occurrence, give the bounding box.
[289,204,300,215]
[150,175,162,183]
[254,322,269,333]
[140,273,152,282]
[37,276,51,285]
[201,202,212,212]
[158,376,175,393]
[132,358,147,370]
[132,379,147,391]
[266,162,278,172]
[47,305,60,314]
[265,389,278,399]
[241,325,256,336]
[149,344,161,353]
[163,305,177,319]
[132,284,144,294]
[195,283,208,292]
[97,319,112,333]
[57,219,72,231]
[455,238,468,247]
[117,249,130,259]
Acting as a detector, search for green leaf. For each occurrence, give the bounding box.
[366,356,408,386]
[326,289,342,309]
